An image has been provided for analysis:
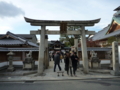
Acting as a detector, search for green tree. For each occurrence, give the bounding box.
[60,34,74,47]
[60,26,80,47]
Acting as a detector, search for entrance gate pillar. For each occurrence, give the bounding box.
[110,41,120,76]
[38,26,46,75]
[80,26,89,74]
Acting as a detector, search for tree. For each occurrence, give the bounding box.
[60,26,80,47]
[60,34,74,47]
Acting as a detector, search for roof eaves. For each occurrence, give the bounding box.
[114,6,120,11]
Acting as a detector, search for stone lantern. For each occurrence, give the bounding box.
[7,51,15,71]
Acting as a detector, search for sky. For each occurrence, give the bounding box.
[0,0,119,41]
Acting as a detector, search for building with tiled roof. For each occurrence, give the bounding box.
[0,31,39,69]
[49,40,65,50]
[92,6,120,47]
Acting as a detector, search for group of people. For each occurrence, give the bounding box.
[51,50,79,77]
[64,52,79,77]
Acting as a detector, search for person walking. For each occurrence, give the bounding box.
[53,51,61,72]
[64,52,73,76]
[71,52,79,77]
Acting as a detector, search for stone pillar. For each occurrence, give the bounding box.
[80,26,89,74]
[38,26,45,75]
[110,41,120,76]
[45,35,49,69]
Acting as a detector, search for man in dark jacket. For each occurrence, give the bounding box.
[53,51,61,72]
[71,52,79,76]
[64,52,73,76]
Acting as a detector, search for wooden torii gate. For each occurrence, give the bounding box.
[24,17,100,75]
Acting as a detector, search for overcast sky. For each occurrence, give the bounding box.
[0,0,119,41]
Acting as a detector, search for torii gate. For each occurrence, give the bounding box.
[24,17,100,75]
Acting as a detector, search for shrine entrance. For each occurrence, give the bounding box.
[24,17,100,75]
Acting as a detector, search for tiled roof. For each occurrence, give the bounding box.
[0,34,37,44]
[92,27,120,41]
[0,40,26,45]
[0,31,38,47]
[92,7,120,41]
[114,6,120,11]
[27,41,38,47]
[17,34,37,43]
[92,25,110,41]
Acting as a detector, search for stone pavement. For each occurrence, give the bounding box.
[0,60,120,82]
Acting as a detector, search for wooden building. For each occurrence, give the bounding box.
[49,40,65,51]
[92,6,120,47]
[77,6,120,60]
[0,31,39,69]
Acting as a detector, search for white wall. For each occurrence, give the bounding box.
[79,60,111,65]
[13,61,38,65]
[0,61,8,67]
[13,61,23,65]
[0,61,38,68]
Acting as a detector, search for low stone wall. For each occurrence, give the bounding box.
[78,51,106,59]
[0,61,38,70]
[0,61,8,67]
[79,59,112,64]
[0,61,8,70]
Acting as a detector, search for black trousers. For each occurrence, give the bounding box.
[66,66,72,75]
[54,63,61,71]
[73,66,77,75]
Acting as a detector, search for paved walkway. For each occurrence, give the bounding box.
[0,60,120,82]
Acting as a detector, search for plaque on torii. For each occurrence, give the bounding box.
[24,17,100,75]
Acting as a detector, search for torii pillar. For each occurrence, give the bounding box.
[81,26,89,74]
[38,26,45,75]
